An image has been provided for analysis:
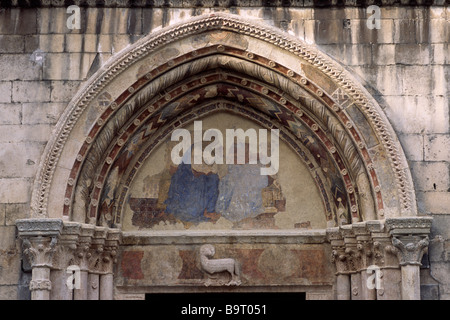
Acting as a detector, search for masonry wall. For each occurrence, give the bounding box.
[0,5,448,299]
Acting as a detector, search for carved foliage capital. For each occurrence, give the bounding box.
[22,236,58,268]
[391,235,430,266]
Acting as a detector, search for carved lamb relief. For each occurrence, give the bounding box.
[199,244,241,286]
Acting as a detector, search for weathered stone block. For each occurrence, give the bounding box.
[0,9,36,35]
[431,65,447,96]
[0,125,53,143]
[320,44,372,66]
[425,134,450,161]
[354,66,403,96]
[0,179,31,203]
[50,81,82,102]
[395,44,430,65]
[26,35,65,53]
[64,34,83,53]
[303,19,315,44]
[429,19,449,43]
[410,162,450,192]
[0,35,25,53]
[12,81,51,103]
[314,19,351,44]
[429,7,447,19]
[417,192,450,215]
[37,8,68,34]
[0,104,21,125]
[112,34,141,54]
[96,35,113,53]
[381,7,427,19]
[349,19,394,44]
[5,204,29,225]
[372,44,396,65]
[0,142,46,179]
[81,8,143,35]
[401,66,432,95]
[0,82,12,104]
[313,7,365,20]
[22,102,66,125]
[384,95,448,134]
[37,35,65,53]
[42,53,97,80]
[0,204,5,225]
[0,55,41,81]
[393,19,419,43]
[0,226,20,286]
[431,43,449,65]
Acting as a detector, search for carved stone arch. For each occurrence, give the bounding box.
[31,12,417,227]
[73,63,371,228]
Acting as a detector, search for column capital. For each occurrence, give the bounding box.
[385,217,432,267]
[16,219,64,268]
[52,222,82,270]
[391,235,430,266]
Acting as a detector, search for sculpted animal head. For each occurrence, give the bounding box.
[200,244,215,258]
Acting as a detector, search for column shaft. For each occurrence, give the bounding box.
[401,265,421,300]
[100,274,114,300]
[336,274,350,300]
[88,273,100,300]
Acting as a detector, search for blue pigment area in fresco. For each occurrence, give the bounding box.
[215,164,268,222]
[164,163,220,222]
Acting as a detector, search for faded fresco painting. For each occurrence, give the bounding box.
[121,113,326,231]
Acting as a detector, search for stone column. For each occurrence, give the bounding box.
[386,217,432,300]
[341,225,363,300]
[87,227,108,300]
[327,227,351,300]
[16,219,64,300]
[99,229,121,300]
[353,222,376,300]
[367,220,402,300]
[87,273,100,300]
[50,222,81,300]
[73,224,95,300]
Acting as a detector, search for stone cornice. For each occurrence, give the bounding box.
[0,0,447,8]
[16,218,64,238]
[385,217,433,235]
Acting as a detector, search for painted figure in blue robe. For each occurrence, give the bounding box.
[164,162,220,222]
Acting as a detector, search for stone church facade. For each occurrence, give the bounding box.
[0,0,448,300]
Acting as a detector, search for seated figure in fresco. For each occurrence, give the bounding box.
[164,161,220,223]
[164,144,220,223]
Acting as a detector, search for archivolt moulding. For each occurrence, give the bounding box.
[30,12,417,223]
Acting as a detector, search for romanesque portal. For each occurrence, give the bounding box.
[16,13,432,300]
